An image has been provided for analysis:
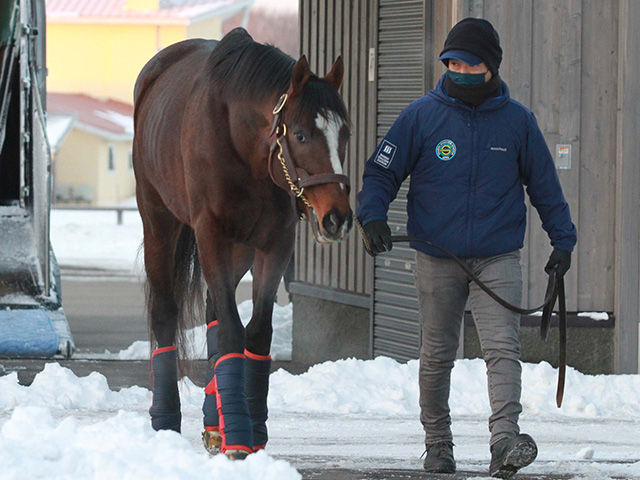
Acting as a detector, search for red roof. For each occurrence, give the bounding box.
[46,0,252,25]
[47,93,134,139]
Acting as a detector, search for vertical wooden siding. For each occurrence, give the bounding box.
[458,0,619,313]
[300,0,637,371]
[297,0,376,295]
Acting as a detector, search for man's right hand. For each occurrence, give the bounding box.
[362,220,392,256]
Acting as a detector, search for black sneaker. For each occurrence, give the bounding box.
[490,433,538,478]
[423,441,456,474]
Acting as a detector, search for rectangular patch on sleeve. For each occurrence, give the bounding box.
[373,140,397,168]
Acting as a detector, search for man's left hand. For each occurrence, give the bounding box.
[545,249,572,278]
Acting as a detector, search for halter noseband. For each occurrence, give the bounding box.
[268,93,351,218]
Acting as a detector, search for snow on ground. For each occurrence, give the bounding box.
[1,359,640,479]
[51,208,145,273]
[34,208,640,478]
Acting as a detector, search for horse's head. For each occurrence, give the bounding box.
[269,56,353,244]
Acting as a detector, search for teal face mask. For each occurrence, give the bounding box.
[448,70,488,85]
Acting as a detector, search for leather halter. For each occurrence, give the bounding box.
[267,93,351,218]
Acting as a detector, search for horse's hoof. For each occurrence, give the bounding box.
[202,429,222,455]
[225,449,250,461]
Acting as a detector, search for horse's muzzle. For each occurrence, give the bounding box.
[321,208,353,241]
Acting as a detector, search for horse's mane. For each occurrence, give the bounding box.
[208,28,349,125]
[208,28,294,103]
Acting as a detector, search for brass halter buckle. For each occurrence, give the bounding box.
[273,93,288,115]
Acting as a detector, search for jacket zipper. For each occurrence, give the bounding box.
[466,109,478,257]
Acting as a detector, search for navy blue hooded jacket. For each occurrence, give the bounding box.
[356,74,577,258]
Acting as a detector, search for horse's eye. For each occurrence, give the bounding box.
[294,132,307,144]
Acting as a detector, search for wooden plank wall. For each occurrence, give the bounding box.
[456,0,618,314]
[297,0,377,295]
[299,0,638,371]
[450,0,638,371]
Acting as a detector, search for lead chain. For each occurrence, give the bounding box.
[276,135,312,210]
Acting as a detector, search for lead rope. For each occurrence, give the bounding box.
[354,216,567,407]
[354,216,373,253]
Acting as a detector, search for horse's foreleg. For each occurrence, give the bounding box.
[202,246,254,455]
[245,240,294,450]
[196,227,253,458]
[245,350,271,451]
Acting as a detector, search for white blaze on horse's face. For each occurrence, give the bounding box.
[315,113,345,188]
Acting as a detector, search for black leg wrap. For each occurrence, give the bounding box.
[215,354,253,453]
[245,350,271,449]
[203,321,220,429]
[150,347,181,432]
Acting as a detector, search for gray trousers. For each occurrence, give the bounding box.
[415,250,523,447]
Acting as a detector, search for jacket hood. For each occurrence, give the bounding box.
[429,73,510,111]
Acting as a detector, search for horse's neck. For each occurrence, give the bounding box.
[227,101,276,179]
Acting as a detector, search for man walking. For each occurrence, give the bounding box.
[356,18,576,478]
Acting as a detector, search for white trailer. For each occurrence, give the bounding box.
[0,0,73,357]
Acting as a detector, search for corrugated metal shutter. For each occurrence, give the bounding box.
[372,0,429,362]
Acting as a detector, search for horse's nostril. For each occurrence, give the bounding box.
[322,209,353,238]
[323,210,340,236]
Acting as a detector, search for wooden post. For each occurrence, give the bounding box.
[615,0,640,374]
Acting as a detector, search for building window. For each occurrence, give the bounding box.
[108,145,116,171]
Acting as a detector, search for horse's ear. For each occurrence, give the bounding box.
[291,55,311,96]
[324,56,344,91]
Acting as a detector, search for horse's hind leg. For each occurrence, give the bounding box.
[140,200,183,432]
[202,292,222,453]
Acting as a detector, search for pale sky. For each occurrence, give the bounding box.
[251,0,298,14]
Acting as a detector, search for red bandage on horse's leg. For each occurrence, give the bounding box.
[150,346,181,432]
[245,349,271,449]
[203,321,220,429]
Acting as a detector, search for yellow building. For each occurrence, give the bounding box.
[48,93,137,205]
[45,0,254,205]
[46,0,254,104]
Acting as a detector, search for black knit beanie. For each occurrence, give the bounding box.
[439,18,502,75]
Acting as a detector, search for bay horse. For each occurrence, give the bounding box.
[132,28,352,459]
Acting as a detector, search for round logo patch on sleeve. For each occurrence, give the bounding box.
[435,139,456,161]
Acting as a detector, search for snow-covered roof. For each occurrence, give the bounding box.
[46,113,76,153]
[46,0,255,25]
[47,93,134,142]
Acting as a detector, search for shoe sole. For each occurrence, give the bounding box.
[491,440,538,479]
[424,465,456,474]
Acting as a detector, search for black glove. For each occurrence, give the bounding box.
[362,220,392,256]
[545,248,571,278]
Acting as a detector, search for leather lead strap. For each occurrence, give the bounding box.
[556,278,567,407]
[391,235,557,314]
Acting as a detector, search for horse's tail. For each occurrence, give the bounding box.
[146,224,204,372]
